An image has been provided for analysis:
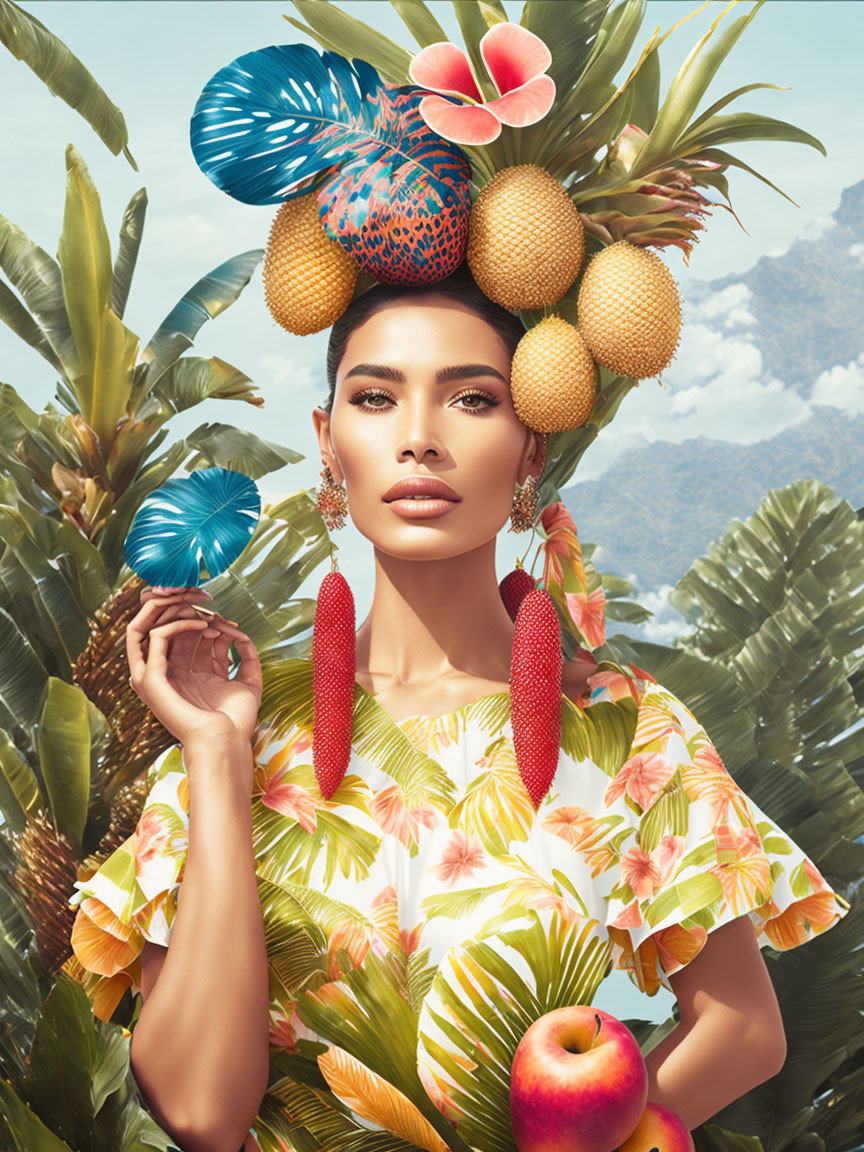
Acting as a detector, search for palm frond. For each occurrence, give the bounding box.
[260,658,459,812]
[417,906,612,1152]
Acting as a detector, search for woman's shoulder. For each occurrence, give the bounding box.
[561,653,650,710]
[561,655,598,708]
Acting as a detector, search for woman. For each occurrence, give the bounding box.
[68,270,850,1152]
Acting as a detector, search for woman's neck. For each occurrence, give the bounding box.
[355,538,518,692]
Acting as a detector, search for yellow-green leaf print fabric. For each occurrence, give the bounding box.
[67,660,850,1133]
[598,679,850,997]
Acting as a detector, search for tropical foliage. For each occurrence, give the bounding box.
[0,8,328,1145]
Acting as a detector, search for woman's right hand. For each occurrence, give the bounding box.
[126,586,263,748]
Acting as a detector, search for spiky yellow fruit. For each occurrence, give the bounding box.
[263,193,359,336]
[467,165,585,312]
[576,240,682,380]
[510,316,597,434]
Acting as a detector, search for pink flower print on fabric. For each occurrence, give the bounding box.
[132,808,175,866]
[541,806,619,879]
[369,783,442,850]
[431,828,488,886]
[604,750,678,815]
[619,834,687,902]
[255,725,319,833]
[710,823,774,916]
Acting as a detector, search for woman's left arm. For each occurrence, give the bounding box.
[642,915,788,1131]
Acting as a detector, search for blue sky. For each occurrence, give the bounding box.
[1,2,861,1022]
[2,3,860,555]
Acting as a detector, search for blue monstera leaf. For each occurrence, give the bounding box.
[189,42,471,283]
[124,467,260,588]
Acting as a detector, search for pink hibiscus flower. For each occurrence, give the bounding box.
[431,828,487,886]
[408,22,555,146]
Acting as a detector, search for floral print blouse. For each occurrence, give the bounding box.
[67,656,850,1147]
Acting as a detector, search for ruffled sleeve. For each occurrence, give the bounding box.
[67,742,190,1021]
[600,677,851,997]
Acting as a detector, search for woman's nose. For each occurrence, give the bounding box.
[397,396,446,459]
[400,434,442,461]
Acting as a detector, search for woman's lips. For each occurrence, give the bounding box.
[386,497,459,519]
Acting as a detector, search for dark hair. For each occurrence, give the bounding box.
[322,262,526,413]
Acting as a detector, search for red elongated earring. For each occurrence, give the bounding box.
[313,552,355,801]
[314,464,355,800]
[500,562,537,621]
[510,587,562,809]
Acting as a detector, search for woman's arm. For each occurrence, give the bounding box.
[129,731,270,1152]
[642,915,787,1130]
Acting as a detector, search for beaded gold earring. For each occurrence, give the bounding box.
[509,472,540,533]
[316,463,348,531]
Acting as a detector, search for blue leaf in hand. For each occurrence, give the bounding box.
[124,467,260,588]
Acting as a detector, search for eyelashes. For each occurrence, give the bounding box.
[348,388,501,415]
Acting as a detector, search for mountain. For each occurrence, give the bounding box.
[562,179,864,595]
[564,407,864,593]
[709,179,864,390]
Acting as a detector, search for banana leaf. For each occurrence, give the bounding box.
[57,145,140,447]
[0,0,137,169]
[109,188,147,322]
[0,212,81,383]
[136,250,265,402]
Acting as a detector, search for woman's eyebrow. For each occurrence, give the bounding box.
[343,363,508,385]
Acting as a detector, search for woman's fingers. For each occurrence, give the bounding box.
[145,618,210,678]
[128,591,250,688]
[189,618,222,673]
[215,626,262,692]
[210,627,234,674]
[142,585,213,600]
[127,597,202,678]
[234,636,263,692]
[190,617,262,692]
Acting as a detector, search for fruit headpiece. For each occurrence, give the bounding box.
[188,0,820,459]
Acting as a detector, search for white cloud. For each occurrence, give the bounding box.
[802,213,836,243]
[257,354,321,393]
[810,354,864,416]
[683,282,757,329]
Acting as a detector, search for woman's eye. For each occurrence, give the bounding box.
[347,390,391,411]
[454,391,498,411]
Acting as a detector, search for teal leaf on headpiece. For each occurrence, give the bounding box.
[124,466,260,588]
[189,42,471,284]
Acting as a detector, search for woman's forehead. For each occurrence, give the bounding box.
[340,302,511,365]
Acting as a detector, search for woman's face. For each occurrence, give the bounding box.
[312,295,544,560]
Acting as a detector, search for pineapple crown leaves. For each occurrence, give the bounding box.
[281,0,824,262]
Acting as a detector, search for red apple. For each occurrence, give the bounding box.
[614,1102,694,1152]
[510,1006,648,1152]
